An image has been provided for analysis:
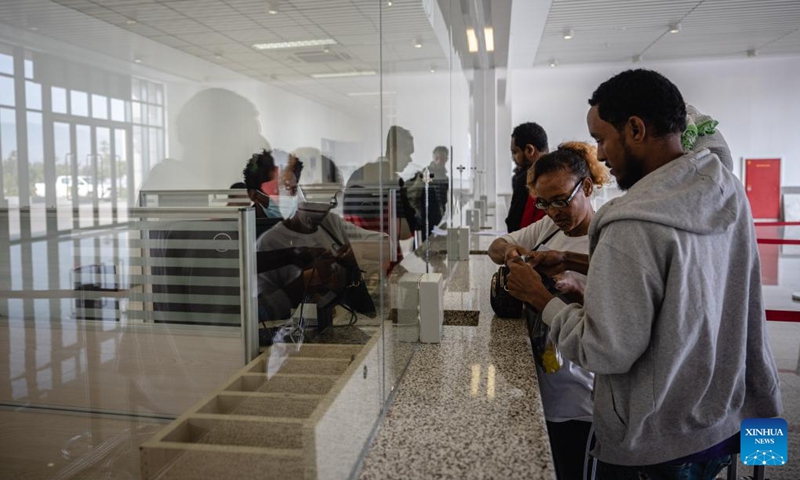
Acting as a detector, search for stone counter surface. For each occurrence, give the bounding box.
[359,234,556,479]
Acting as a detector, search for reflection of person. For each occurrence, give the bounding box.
[293,147,343,187]
[242,150,281,220]
[227,182,250,207]
[524,70,782,479]
[140,88,270,191]
[426,146,449,233]
[344,126,418,262]
[491,142,608,480]
[257,156,383,321]
[506,123,548,233]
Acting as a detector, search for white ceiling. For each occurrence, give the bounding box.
[0,0,452,111]
[3,0,799,111]
[534,0,800,66]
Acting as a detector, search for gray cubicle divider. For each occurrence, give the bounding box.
[129,206,258,364]
[138,189,250,208]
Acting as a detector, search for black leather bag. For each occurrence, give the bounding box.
[490,265,524,318]
[489,228,560,319]
[319,224,377,318]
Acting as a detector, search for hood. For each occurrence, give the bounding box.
[591,149,744,239]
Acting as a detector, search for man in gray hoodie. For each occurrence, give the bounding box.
[516,69,782,479]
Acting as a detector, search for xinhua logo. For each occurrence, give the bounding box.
[740,418,788,466]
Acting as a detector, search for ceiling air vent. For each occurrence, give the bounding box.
[292,50,352,64]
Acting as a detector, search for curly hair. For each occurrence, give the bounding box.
[528,141,610,194]
[242,149,275,191]
[588,69,686,137]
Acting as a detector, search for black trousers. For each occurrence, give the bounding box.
[546,420,594,480]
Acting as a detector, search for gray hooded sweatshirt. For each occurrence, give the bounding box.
[541,147,782,466]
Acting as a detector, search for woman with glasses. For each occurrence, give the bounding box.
[488,141,609,480]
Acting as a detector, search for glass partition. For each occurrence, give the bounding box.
[0,0,475,478]
[0,206,254,478]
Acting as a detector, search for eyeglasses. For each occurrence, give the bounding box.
[535,178,585,210]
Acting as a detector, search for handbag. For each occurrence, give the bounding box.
[319,224,377,318]
[490,265,524,318]
[489,227,560,319]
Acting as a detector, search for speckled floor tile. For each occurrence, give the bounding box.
[442,310,480,326]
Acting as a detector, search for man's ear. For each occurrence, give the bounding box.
[524,144,537,160]
[627,116,646,143]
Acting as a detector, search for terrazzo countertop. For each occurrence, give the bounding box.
[359,233,556,479]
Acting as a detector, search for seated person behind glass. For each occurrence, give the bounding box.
[243,149,282,219]
[257,155,381,321]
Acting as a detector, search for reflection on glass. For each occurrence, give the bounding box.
[1,109,17,196]
[70,90,88,117]
[25,81,41,110]
[140,88,268,190]
[0,52,12,75]
[91,94,108,119]
[0,0,475,475]
[131,78,140,101]
[148,105,162,126]
[131,101,141,123]
[0,76,14,106]
[51,86,67,113]
[110,98,125,122]
[27,112,43,220]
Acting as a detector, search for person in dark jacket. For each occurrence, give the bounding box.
[506,122,549,233]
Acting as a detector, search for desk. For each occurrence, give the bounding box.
[360,234,556,479]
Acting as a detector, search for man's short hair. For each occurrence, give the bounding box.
[589,69,686,137]
[512,122,548,152]
[243,149,275,191]
[433,146,449,158]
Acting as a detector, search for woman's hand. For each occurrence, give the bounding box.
[526,250,567,277]
[503,244,529,265]
[506,258,553,311]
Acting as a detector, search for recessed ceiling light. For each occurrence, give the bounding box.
[563,28,574,40]
[632,54,642,63]
[125,19,138,25]
[430,65,436,73]
[669,23,681,34]
[414,37,423,49]
[549,59,558,68]
[466,28,478,53]
[311,71,377,79]
[28,26,38,31]
[387,0,393,5]
[252,39,336,50]
[346,91,396,97]
[747,49,758,57]
[214,53,223,60]
[134,57,142,64]
[484,27,494,52]
[266,1,279,14]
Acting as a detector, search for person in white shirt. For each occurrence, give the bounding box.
[488,141,610,480]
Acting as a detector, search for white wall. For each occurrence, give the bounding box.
[508,55,800,184]
[164,79,376,177]
[386,70,471,179]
